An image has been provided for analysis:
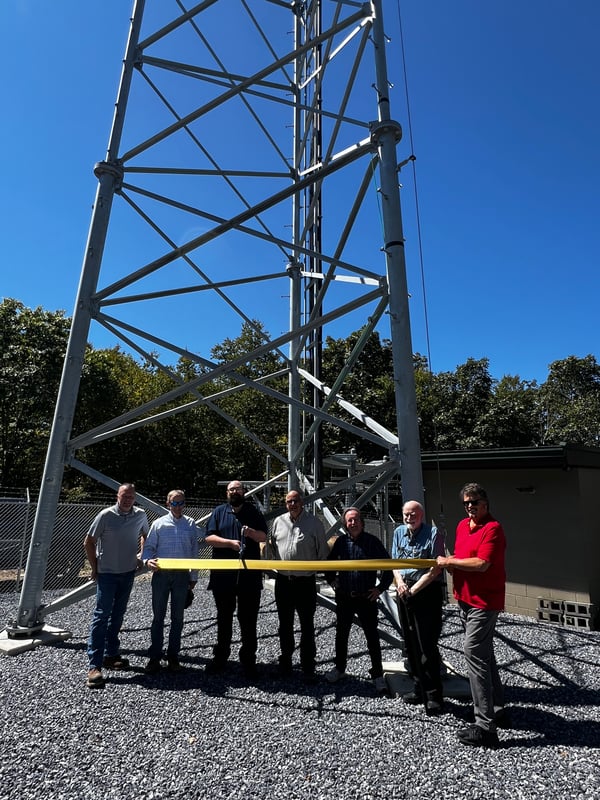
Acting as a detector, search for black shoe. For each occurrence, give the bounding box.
[205,659,226,675]
[277,658,293,677]
[457,724,499,748]
[426,699,443,715]
[242,663,259,679]
[402,690,422,705]
[167,657,183,672]
[302,670,318,684]
[495,708,511,729]
[144,658,161,675]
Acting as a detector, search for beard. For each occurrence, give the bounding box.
[229,494,244,508]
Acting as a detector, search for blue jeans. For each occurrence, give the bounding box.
[149,570,190,660]
[87,571,136,669]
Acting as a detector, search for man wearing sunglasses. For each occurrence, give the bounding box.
[437,482,507,748]
[269,490,329,681]
[142,489,200,674]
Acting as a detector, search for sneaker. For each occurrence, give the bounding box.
[495,708,511,729]
[86,668,105,689]
[167,657,183,672]
[144,658,161,675]
[373,676,388,694]
[402,690,422,705]
[325,667,346,684]
[103,655,130,670]
[457,724,499,749]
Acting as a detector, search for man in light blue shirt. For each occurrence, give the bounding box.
[143,489,200,674]
[392,500,445,713]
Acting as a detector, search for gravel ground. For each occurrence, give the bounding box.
[0,578,599,800]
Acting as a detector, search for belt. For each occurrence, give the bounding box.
[338,590,370,599]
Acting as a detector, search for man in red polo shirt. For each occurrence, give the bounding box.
[437,482,507,748]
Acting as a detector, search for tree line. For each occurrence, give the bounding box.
[2,298,599,499]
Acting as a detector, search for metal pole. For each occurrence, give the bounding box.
[287,4,304,493]
[11,0,146,632]
[370,0,424,506]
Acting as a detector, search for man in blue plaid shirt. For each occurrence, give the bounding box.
[142,489,200,674]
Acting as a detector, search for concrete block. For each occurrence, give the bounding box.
[563,614,596,631]
[563,601,595,617]
[537,609,563,625]
[537,597,563,612]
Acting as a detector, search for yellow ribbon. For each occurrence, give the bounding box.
[156,558,436,571]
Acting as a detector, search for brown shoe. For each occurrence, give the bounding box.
[86,668,105,688]
[103,655,130,670]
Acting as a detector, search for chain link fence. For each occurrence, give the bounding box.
[0,498,219,598]
[0,491,395,605]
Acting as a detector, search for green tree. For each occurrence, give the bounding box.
[477,375,540,447]
[321,329,396,460]
[426,358,494,450]
[0,299,71,487]
[208,320,287,482]
[540,355,600,445]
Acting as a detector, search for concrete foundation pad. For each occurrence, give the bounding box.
[0,625,72,655]
[383,659,471,699]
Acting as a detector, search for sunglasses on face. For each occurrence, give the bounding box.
[463,499,482,507]
[170,500,185,507]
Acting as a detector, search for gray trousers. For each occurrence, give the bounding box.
[458,601,504,731]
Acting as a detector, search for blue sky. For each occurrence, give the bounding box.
[1,0,599,384]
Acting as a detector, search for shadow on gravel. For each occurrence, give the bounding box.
[510,705,600,747]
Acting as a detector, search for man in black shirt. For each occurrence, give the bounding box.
[326,507,392,693]
[205,480,267,677]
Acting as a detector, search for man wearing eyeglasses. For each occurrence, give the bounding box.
[142,490,200,674]
[437,482,506,748]
[392,500,445,714]
[205,480,267,677]
[269,490,329,681]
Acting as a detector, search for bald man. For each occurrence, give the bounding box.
[205,480,267,677]
[269,490,329,681]
[392,500,446,714]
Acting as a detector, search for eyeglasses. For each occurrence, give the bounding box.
[286,499,300,505]
[463,499,482,507]
[170,500,185,507]
[227,487,243,493]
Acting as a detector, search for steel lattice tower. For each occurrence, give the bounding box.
[12,0,422,632]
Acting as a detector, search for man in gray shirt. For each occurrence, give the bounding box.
[84,483,149,688]
[269,489,329,681]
